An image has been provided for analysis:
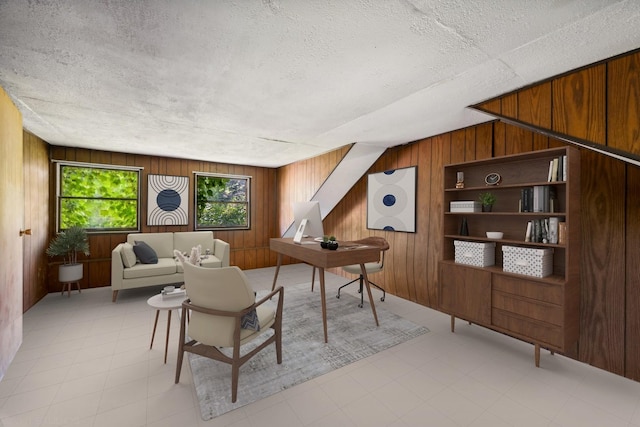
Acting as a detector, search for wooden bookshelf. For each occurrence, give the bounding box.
[439,147,580,367]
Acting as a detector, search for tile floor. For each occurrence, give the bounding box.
[1,264,640,427]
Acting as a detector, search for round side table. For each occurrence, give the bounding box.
[147,293,186,364]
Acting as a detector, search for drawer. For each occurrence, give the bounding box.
[492,309,563,348]
[493,275,562,305]
[492,291,563,326]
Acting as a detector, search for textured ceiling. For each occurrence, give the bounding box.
[1,1,639,167]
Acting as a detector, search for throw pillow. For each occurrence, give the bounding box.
[133,241,158,264]
[120,242,137,268]
[241,308,260,331]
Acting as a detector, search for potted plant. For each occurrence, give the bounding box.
[479,192,496,212]
[326,236,339,250]
[320,235,330,249]
[46,226,90,282]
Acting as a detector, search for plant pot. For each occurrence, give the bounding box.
[320,241,328,249]
[327,242,339,250]
[482,204,493,212]
[59,263,83,282]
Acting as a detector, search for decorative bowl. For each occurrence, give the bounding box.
[164,285,175,293]
[486,231,504,239]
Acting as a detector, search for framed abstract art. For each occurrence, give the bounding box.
[367,166,416,233]
[147,174,189,226]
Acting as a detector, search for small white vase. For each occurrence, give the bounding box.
[59,263,83,282]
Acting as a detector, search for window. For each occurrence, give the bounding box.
[55,162,141,232]
[195,173,250,230]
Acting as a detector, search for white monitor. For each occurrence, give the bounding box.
[292,201,324,240]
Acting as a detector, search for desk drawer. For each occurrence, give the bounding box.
[493,275,562,305]
[492,309,563,348]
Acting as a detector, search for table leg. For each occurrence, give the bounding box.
[360,264,379,326]
[271,254,282,291]
[150,310,159,349]
[164,310,172,364]
[319,267,328,343]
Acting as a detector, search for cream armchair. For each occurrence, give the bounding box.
[175,262,284,403]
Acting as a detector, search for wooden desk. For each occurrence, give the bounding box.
[270,237,382,342]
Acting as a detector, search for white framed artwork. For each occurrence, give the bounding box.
[367,166,416,233]
[148,174,189,226]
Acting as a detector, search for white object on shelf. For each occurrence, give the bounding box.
[486,231,503,239]
[450,201,482,213]
[502,245,553,277]
[454,240,495,267]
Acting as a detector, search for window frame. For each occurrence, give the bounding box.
[194,172,251,231]
[54,161,142,233]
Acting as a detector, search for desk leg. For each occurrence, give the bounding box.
[360,264,379,326]
[271,254,282,291]
[319,267,328,343]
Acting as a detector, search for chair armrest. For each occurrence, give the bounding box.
[213,239,230,267]
[182,285,284,318]
[111,244,125,288]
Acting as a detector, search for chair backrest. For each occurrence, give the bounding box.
[182,262,256,346]
[355,236,389,267]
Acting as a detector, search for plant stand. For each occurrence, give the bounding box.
[60,280,81,297]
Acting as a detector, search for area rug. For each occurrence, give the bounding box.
[188,281,429,420]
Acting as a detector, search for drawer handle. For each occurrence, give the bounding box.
[515,260,530,266]
[463,252,474,258]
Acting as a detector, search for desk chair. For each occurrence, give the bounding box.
[336,236,389,308]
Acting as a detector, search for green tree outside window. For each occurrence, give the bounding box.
[57,164,139,232]
[196,174,250,230]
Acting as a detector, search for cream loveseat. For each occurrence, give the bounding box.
[111,231,230,302]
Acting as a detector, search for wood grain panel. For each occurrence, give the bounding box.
[518,82,552,128]
[450,130,465,164]
[552,65,606,144]
[578,150,625,375]
[608,52,640,155]
[626,164,640,381]
[493,121,506,157]
[475,123,493,160]
[465,128,476,161]
[428,133,448,306]
[414,138,431,305]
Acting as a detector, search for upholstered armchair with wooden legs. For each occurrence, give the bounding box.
[175,262,284,403]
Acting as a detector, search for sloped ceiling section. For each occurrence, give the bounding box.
[0,1,639,167]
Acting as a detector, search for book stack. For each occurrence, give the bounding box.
[525,217,561,244]
[520,186,557,213]
[161,288,186,300]
[548,155,567,182]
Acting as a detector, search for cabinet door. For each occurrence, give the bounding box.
[439,262,491,325]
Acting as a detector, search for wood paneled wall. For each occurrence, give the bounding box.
[277,49,640,382]
[23,132,50,310]
[477,49,640,380]
[47,147,278,292]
